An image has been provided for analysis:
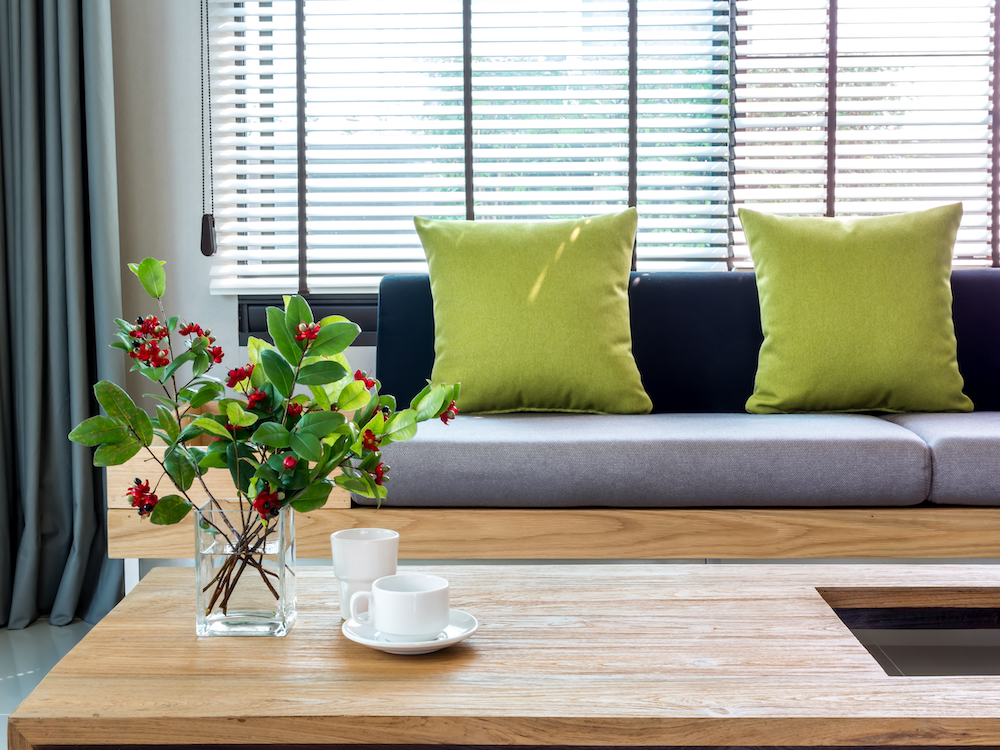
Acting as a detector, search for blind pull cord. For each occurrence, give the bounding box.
[200,0,217,257]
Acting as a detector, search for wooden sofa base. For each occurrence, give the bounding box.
[107,504,1000,560]
[106,447,1000,560]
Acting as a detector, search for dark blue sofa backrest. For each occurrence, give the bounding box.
[376,269,1000,413]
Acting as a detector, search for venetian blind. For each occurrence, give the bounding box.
[302,1,464,293]
[210,0,300,294]
[210,0,998,294]
[733,0,831,265]
[470,1,630,221]
[834,0,993,264]
[637,0,732,270]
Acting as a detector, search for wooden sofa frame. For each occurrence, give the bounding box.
[108,448,1000,592]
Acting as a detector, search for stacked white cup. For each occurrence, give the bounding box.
[330,528,399,621]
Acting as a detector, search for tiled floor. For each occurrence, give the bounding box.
[1,618,93,750]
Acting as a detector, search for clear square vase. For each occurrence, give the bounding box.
[195,504,296,636]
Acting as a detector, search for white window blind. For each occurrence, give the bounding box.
[471,1,630,221]
[303,1,464,293]
[733,0,831,264]
[834,0,993,264]
[637,0,731,269]
[209,0,999,295]
[210,0,299,294]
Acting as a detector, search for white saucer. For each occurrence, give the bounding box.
[341,609,478,655]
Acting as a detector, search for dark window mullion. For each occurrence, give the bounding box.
[726,0,737,270]
[629,0,638,269]
[826,0,838,218]
[464,0,474,221]
[295,0,308,294]
[992,0,1000,266]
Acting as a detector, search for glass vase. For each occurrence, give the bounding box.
[195,503,296,636]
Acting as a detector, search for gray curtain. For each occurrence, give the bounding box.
[0,0,124,629]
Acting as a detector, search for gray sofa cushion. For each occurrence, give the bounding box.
[882,412,1000,505]
[359,413,930,508]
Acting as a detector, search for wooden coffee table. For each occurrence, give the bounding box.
[8,564,1000,749]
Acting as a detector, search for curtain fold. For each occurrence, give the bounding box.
[0,0,124,629]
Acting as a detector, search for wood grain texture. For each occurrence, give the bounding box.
[9,565,1000,748]
[5,724,30,750]
[108,505,1000,560]
[105,446,350,558]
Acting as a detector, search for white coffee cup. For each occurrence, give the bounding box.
[331,528,399,621]
[350,573,450,642]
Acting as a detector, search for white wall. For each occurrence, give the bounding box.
[110,0,236,404]
[110,1,373,406]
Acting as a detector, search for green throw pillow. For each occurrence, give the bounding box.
[414,208,652,415]
[739,203,973,414]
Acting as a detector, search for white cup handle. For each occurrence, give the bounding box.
[350,590,374,624]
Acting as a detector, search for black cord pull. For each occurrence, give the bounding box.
[201,0,215,257]
[201,213,217,257]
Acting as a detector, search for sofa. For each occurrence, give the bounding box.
[365,269,1000,515]
[106,269,1000,565]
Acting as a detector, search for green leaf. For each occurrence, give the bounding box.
[267,453,311,490]
[129,257,167,298]
[94,381,153,446]
[250,422,291,448]
[297,360,348,386]
[308,385,332,411]
[289,431,323,462]
[145,393,179,411]
[192,350,211,378]
[167,315,180,332]
[266,306,300,364]
[93,435,141,466]
[309,437,344,479]
[176,421,207,444]
[284,295,313,345]
[289,480,333,512]
[248,336,275,366]
[359,450,381,471]
[137,365,166,384]
[260,348,295,399]
[308,321,360,357]
[189,334,211,353]
[383,409,417,443]
[109,341,131,352]
[295,410,346,439]
[156,406,180,443]
[253,463,281,487]
[226,402,258,428]
[361,410,385,436]
[413,385,447,422]
[352,388,380,429]
[337,380,370,412]
[198,450,229,470]
[69,415,129,446]
[164,448,197,491]
[334,473,371,495]
[149,495,194,525]
[189,382,223,409]
[160,350,196,383]
[226,442,257,495]
[192,416,232,439]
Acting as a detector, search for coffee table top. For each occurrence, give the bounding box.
[9,564,1000,749]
